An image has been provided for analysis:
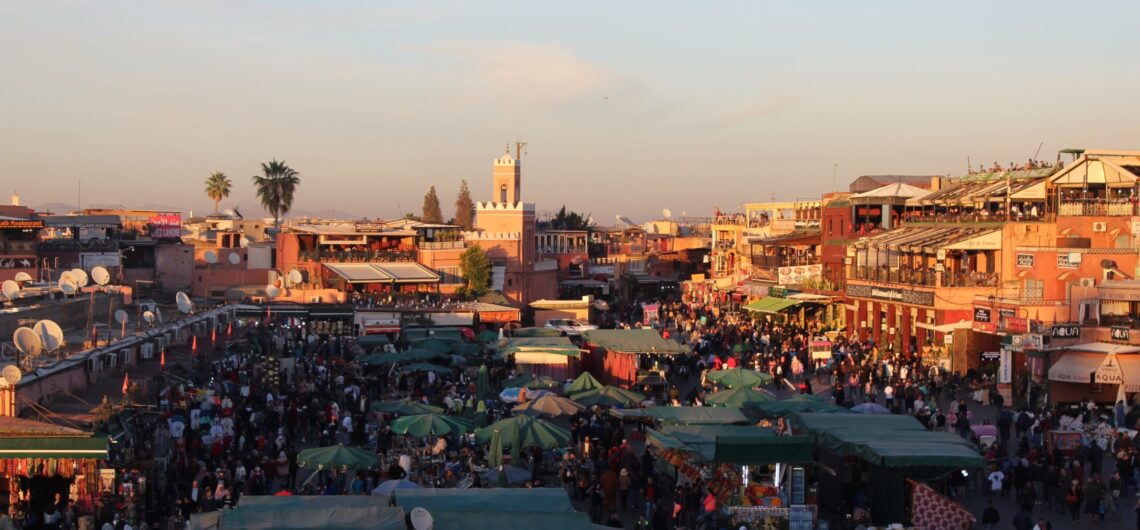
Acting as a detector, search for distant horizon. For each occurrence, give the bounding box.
[4,2,1140,222]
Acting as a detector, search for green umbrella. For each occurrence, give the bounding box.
[477,364,492,401]
[706,367,773,389]
[398,362,454,375]
[571,385,646,408]
[503,372,561,390]
[390,413,475,437]
[354,353,392,365]
[474,400,487,427]
[704,387,777,408]
[512,394,586,417]
[413,337,456,354]
[477,330,500,343]
[296,443,379,470]
[487,428,503,469]
[371,400,445,415]
[475,415,571,453]
[565,372,603,396]
[751,395,845,416]
[400,348,451,362]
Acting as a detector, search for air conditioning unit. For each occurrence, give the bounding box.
[1092,222,1107,233]
[310,296,321,303]
[1079,278,1096,288]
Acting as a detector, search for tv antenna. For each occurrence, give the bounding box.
[514,137,528,161]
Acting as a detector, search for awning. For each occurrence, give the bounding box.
[324,263,391,283]
[914,320,972,333]
[939,229,1002,251]
[1119,355,1140,393]
[0,436,108,459]
[373,263,439,283]
[743,297,800,314]
[786,293,833,303]
[1048,352,1105,384]
[792,413,983,470]
[614,406,749,425]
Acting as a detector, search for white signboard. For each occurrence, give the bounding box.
[80,252,121,270]
[998,349,1012,384]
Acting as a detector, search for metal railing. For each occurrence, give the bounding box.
[1058,199,1137,217]
[298,249,416,263]
[849,266,936,287]
[418,241,466,250]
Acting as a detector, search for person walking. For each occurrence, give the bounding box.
[981,499,1000,530]
[1065,479,1083,523]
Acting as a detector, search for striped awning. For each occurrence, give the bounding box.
[0,436,108,459]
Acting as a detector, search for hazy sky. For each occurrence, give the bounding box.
[4,1,1140,222]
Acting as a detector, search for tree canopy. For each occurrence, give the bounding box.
[454,180,475,230]
[204,171,232,213]
[422,186,443,224]
[543,205,591,230]
[459,244,492,298]
[251,159,300,230]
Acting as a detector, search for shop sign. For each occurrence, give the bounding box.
[0,219,44,229]
[981,351,1000,360]
[353,222,386,232]
[998,350,1012,384]
[148,213,182,239]
[1024,334,1044,350]
[0,256,36,269]
[846,284,934,306]
[1051,324,1080,339]
[998,308,1016,319]
[1057,253,1081,269]
[1016,253,1034,268]
[973,307,992,322]
[1111,326,1130,341]
[1095,354,1124,385]
[1001,316,1028,334]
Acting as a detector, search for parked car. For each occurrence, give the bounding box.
[543,319,597,335]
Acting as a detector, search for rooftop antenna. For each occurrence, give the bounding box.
[515,137,527,161]
[1032,141,1044,162]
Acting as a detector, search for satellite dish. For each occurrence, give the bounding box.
[663,208,672,219]
[114,309,129,324]
[59,271,76,285]
[2,280,19,300]
[59,279,77,296]
[33,320,64,352]
[223,208,237,218]
[176,292,193,314]
[265,285,280,298]
[409,507,433,530]
[12,328,42,358]
[2,365,22,386]
[288,270,303,285]
[13,272,32,283]
[143,311,155,324]
[239,237,250,248]
[71,268,89,287]
[228,252,241,265]
[91,266,111,286]
[204,250,218,264]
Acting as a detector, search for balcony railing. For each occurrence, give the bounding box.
[299,249,416,263]
[419,241,466,250]
[941,271,999,288]
[750,255,820,268]
[38,238,119,252]
[849,266,936,287]
[1058,199,1137,217]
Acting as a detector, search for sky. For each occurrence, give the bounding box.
[3,1,1140,222]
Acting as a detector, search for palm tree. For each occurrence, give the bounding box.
[251,159,301,233]
[204,172,232,213]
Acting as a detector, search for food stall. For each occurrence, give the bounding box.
[0,417,108,525]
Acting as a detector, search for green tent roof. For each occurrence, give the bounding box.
[392,488,575,513]
[425,512,592,530]
[192,500,406,530]
[512,327,563,338]
[0,436,108,459]
[495,336,582,359]
[792,413,984,470]
[743,297,801,314]
[581,329,690,355]
[750,395,847,416]
[650,426,814,464]
[614,406,749,425]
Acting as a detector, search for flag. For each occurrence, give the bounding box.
[211,326,216,343]
[160,349,166,368]
[909,479,974,530]
[122,373,129,396]
[191,335,198,357]
[226,322,232,336]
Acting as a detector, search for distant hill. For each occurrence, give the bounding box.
[35,199,365,221]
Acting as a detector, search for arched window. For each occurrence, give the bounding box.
[500,184,508,203]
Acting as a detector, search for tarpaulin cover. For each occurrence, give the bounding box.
[615,406,748,425]
[393,487,575,513]
[582,329,690,354]
[0,436,108,459]
[192,502,405,530]
[792,413,983,470]
[656,425,815,464]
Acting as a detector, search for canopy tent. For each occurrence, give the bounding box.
[474,415,571,450]
[296,444,380,470]
[371,400,444,415]
[389,413,475,437]
[503,372,562,389]
[791,413,984,470]
[190,499,406,530]
[648,426,814,465]
[389,489,592,529]
[742,297,800,314]
[571,385,646,407]
[495,336,582,358]
[749,395,846,416]
[1047,352,1106,384]
[476,330,501,343]
[565,371,603,396]
[706,367,773,388]
[704,387,776,407]
[397,362,454,375]
[0,436,108,459]
[512,327,564,338]
[613,406,749,425]
[512,395,586,417]
[581,329,690,355]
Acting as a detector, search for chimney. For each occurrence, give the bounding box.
[10,191,18,206]
[929,176,942,192]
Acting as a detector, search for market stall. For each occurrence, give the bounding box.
[580,329,690,390]
[494,336,583,380]
[0,417,108,525]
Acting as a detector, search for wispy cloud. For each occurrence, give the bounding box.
[421,41,641,109]
[688,92,798,130]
